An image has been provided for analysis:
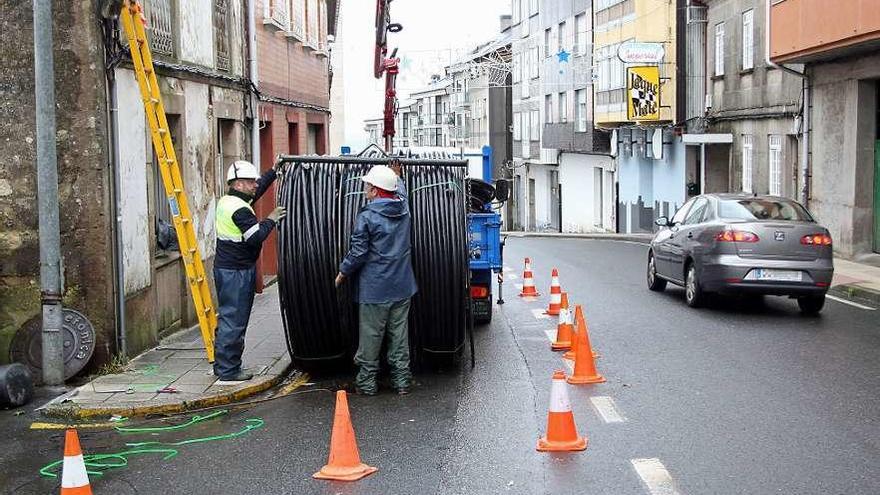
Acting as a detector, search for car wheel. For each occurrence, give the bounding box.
[685,263,705,308]
[647,252,667,292]
[797,295,825,315]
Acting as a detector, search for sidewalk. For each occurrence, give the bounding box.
[504,230,880,305]
[42,284,291,419]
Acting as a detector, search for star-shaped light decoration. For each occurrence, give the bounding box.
[557,49,570,63]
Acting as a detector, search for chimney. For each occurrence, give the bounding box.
[499,15,512,33]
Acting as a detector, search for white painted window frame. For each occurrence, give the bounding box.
[768,135,782,196]
[742,9,754,70]
[742,134,753,193]
[714,22,725,76]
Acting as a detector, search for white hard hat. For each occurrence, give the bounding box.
[227,160,260,183]
[362,165,398,192]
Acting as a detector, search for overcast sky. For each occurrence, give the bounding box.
[338,0,510,150]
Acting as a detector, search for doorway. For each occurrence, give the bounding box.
[549,170,560,231]
[594,167,604,229]
[528,178,536,231]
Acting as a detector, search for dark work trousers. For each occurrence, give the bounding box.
[213,266,256,379]
[354,298,412,393]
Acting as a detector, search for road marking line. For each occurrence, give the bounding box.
[590,396,626,423]
[563,359,574,373]
[826,294,876,311]
[515,283,524,290]
[631,458,681,495]
[506,273,519,280]
[544,329,556,342]
[531,308,550,320]
[503,266,513,273]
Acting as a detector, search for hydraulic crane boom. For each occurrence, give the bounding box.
[374,0,402,153]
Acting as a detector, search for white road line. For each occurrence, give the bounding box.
[826,294,876,311]
[531,308,550,320]
[515,283,524,290]
[590,396,626,423]
[503,266,513,273]
[563,359,574,373]
[506,273,519,280]
[631,458,681,495]
[544,329,556,342]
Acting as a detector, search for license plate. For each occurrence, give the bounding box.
[751,269,803,282]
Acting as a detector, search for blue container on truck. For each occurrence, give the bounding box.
[468,146,505,324]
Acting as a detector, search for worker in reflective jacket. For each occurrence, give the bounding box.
[336,163,417,396]
[214,160,285,381]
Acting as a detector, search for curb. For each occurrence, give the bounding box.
[502,232,653,244]
[829,284,880,307]
[42,360,293,420]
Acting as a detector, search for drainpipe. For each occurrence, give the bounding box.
[247,0,260,166]
[765,0,809,205]
[33,0,64,386]
[107,65,127,357]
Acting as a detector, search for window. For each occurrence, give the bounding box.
[530,47,539,79]
[575,13,587,56]
[596,42,626,91]
[512,0,520,24]
[742,10,754,70]
[545,94,553,123]
[670,198,696,225]
[529,0,538,15]
[558,92,568,123]
[742,134,753,193]
[530,109,540,141]
[719,199,813,222]
[154,114,182,253]
[544,28,552,58]
[513,112,521,140]
[513,53,521,83]
[521,54,530,98]
[521,0,530,36]
[575,89,587,131]
[217,119,238,196]
[683,197,709,225]
[714,23,725,76]
[265,0,290,29]
[306,0,319,48]
[289,0,306,40]
[769,135,782,196]
[522,112,531,158]
[557,21,566,54]
[147,0,174,56]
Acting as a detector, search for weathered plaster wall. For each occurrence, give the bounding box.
[179,0,215,68]
[116,68,152,294]
[0,0,114,368]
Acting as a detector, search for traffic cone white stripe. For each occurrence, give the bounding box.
[550,292,561,304]
[548,376,572,413]
[61,454,89,488]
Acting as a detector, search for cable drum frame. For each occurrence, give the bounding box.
[275,155,474,372]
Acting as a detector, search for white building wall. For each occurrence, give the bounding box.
[116,69,151,294]
[559,153,615,232]
[179,0,214,68]
[182,82,216,257]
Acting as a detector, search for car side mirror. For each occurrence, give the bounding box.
[493,179,510,203]
[655,216,669,227]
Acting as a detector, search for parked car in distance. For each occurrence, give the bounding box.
[646,194,834,314]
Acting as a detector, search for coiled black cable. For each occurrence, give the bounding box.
[276,158,468,372]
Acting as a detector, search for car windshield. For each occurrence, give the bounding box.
[718,198,813,222]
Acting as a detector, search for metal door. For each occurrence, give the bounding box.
[529,178,537,231]
[549,170,560,231]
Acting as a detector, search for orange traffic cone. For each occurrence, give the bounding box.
[551,293,574,351]
[544,268,562,315]
[60,429,92,495]
[563,306,598,360]
[313,391,378,481]
[567,305,606,385]
[537,370,587,452]
[519,258,540,297]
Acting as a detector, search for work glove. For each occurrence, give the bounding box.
[268,206,287,223]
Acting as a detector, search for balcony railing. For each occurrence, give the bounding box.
[264,0,289,30]
[147,0,174,56]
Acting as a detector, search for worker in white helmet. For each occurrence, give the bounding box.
[213,160,286,381]
[336,162,417,395]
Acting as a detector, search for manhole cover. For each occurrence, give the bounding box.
[9,309,96,382]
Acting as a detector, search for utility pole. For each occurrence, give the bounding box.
[33,0,65,385]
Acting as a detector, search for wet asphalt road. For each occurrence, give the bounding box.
[3,238,879,494]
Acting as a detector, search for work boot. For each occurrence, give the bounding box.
[219,371,253,381]
[395,386,410,396]
[354,387,377,396]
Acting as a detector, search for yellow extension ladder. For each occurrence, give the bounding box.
[120,1,217,361]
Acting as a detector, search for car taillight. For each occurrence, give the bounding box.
[470,286,489,298]
[716,230,759,242]
[801,234,832,246]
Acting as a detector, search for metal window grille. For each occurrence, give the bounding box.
[214,0,230,71]
[265,0,290,29]
[290,0,306,40]
[147,0,174,56]
[742,134,754,193]
[769,135,782,196]
[307,0,319,48]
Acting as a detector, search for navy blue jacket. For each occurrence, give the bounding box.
[339,179,418,304]
[215,169,277,270]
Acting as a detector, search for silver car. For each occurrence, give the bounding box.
[646,194,834,314]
